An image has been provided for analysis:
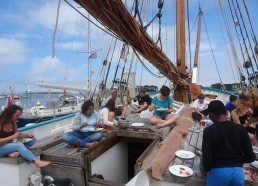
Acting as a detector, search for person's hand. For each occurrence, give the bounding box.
[27,133,34,138]
[13,132,21,139]
[81,122,88,128]
[252,139,257,146]
[94,122,101,127]
[201,114,205,119]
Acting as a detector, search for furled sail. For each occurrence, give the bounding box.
[74,0,189,89]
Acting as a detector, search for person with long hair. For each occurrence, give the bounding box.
[202,100,255,186]
[239,89,258,108]
[231,100,255,138]
[149,85,179,128]
[0,105,50,168]
[102,89,126,119]
[239,89,258,144]
[62,100,103,148]
[100,99,118,129]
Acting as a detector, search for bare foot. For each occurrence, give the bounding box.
[34,159,51,168]
[157,124,164,128]
[85,142,98,148]
[8,152,20,158]
[86,142,93,148]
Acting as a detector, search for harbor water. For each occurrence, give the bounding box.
[0,94,61,112]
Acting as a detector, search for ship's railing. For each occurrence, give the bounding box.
[201,86,237,104]
[18,113,76,139]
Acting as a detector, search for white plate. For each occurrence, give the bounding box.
[175,150,195,159]
[131,123,145,127]
[156,108,167,111]
[188,127,200,133]
[251,160,258,168]
[253,146,258,154]
[14,138,33,143]
[169,165,193,177]
[89,128,103,132]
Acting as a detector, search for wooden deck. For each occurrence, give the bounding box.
[5,103,257,185]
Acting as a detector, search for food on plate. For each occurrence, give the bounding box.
[94,128,97,130]
[16,139,25,143]
[243,168,258,182]
[179,167,191,176]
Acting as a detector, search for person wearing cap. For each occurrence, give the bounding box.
[131,89,152,113]
[103,89,126,119]
[192,93,210,121]
[202,100,255,186]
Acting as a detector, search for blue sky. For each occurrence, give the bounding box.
[0,0,257,94]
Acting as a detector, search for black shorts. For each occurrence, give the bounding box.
[115,108,122,116]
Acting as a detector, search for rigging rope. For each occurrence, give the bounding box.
[41,3,73,82]
[234,0,258,70]
[213,0,237,83]
[217,0,243,82]
[64,13,79,82]
[64,0,122,41]
[203,14,224,88]
[242,0,258,54]
[228,0,256,86]
[105,39,117,86]
[132,48,165,78]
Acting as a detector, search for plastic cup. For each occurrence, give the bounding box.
[182,133,187,138]
[125,171,149,186]
[200,120,206,127]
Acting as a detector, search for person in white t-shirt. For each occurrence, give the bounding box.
[192,94,210,121]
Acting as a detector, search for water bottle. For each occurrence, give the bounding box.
[181,133,189,150]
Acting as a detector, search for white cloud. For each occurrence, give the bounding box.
[0,38,28,64]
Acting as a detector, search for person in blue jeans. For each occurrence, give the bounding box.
[0,105,51,168]
[202,100,255,186]
[149,85,179,128]
[63,100,103,148]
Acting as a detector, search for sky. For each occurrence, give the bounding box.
[0,0,257,94]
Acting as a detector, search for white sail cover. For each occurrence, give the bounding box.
[38,83,89,92]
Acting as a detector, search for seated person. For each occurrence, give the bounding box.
[62,100,103,148]
[149,85,179,128]
[100,99,118,130]
[0,105,50,168]
[103,88,126,119]
[252,106,258,145]
[225,95,238,119]
[231,101,255,139]
[192,94,210,121]
[131,89,152,113]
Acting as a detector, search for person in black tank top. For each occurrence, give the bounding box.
[0,105,50,168]
[231,101,255,135]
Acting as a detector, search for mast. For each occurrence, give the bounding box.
[192,10,203,84]
[174,0,190,102]
[73,0,190,102]
[176,0,186,72]
[191,10,203,100]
